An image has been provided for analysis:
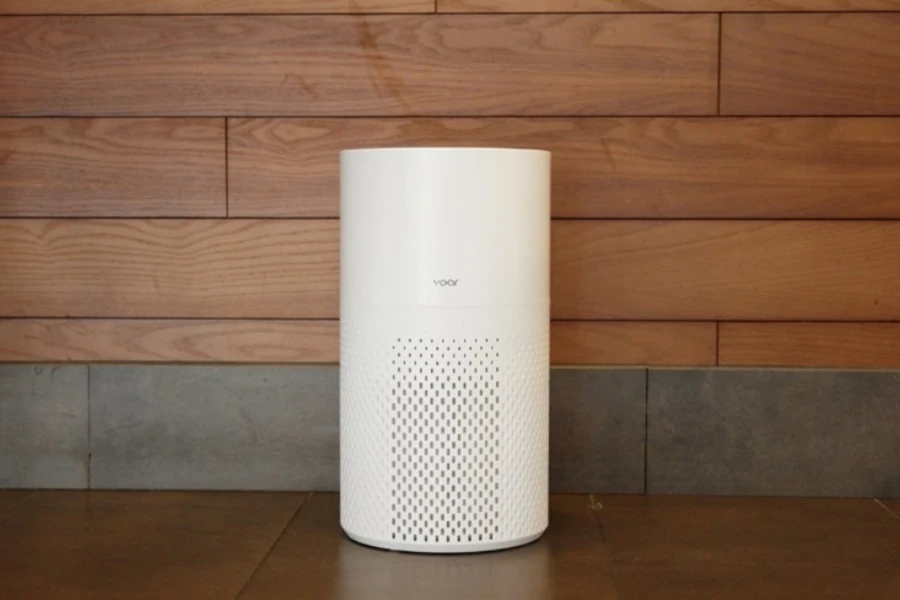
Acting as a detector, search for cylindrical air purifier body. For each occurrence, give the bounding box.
[340,148,550,553]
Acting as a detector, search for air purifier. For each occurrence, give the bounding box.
[340,147,550,553]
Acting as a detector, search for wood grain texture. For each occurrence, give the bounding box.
[720,323,900,369]
[0,15,718,117]
[551,221,900,321]
[0,0,432,13]
[238,494,619,598]
[0,119,225,217]
[5,221,900,322]
[0,319,339,363]
[0,220,338,319]
[229,117,900,218]
[0,319,712,365]
[440,0,900,10]
[551,322,716,366]
[603,498,900,594]
[0,492,306,600]
[721,14,900,116]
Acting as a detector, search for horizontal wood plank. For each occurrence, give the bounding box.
[1,0,432,13]
[15,0,900,11]
[0,319,714,365]
[720,323,900,368]
[0,220,338,319]
[15,318,900,367]
[14,0,899,12]
[229,117,900,218]
[0,118,225,217]
[551,221,900,321]
[440,0,900,10]
[0,15,718,116]
[721,14,900,116]
[0,319,339,363]
[551,321,716,366]
[5,221,900,321]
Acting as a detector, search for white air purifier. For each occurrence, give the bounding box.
[340,147,550,554]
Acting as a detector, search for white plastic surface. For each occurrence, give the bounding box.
[340,148,550,309]
[340,148,550,553]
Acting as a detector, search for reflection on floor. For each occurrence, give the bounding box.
[0,491,898,599]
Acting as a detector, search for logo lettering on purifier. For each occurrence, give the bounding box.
[433,279,459,287]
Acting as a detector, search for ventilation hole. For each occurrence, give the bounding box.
[391,336,504,545]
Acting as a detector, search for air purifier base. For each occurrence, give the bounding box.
[343,528,545,554]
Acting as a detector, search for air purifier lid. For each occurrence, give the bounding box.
[340,147,550,157]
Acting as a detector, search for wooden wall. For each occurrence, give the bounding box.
[2,3,900,368]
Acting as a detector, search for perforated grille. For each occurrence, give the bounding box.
[340,318,392,539]
[390,338,501,545]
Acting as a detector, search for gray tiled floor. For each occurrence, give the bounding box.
[0,366,88,488]
[550,369,645,493]
[90,366,340,490]
[648,369,900,496]
[3,364,900,496]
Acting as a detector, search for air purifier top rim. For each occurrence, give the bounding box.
[340,147,550,157]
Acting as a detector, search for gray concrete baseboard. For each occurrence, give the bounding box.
[1,365,898,497]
